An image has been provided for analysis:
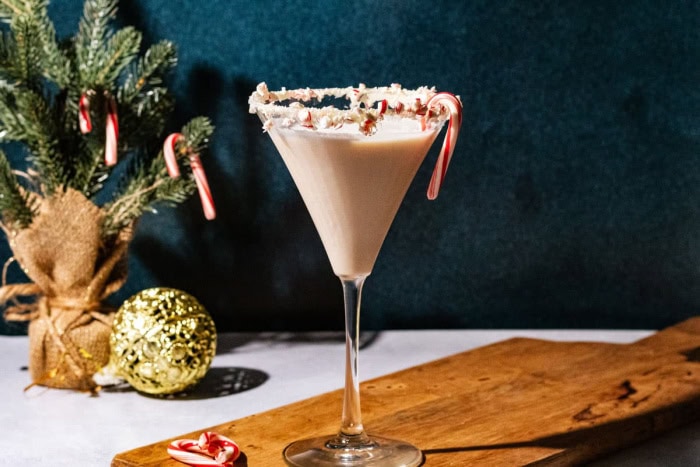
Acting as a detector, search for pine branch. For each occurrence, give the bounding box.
[119,40,176,104]
[182,116,214,154]
[0,90,22,143]
[101,154,195,238]
[75,0,118,86]
[0,1,69,86]
[0,89,66,195]
[115,41,177,152]
[0,0,27,21]
[68,136,107,197]
[15,88,64,192]
[94,26,140,88]
[118,86,173,152]
[34,3,71,86]
[10,15,43,87]
[0,148,34,228]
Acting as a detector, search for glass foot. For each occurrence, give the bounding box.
[283,434,423,466]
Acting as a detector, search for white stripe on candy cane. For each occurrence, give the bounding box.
[168,441,219,466]
[104,95,119,166]
[79,93,92,134]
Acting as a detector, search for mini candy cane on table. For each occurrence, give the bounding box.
[422,92,463,200]
[163,133,217,220]
[168,431,240,467]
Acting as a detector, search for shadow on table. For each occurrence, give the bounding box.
[216,331,381,354]
[233,452,249,466]
[154,367,269,400]
[102,367,269,400]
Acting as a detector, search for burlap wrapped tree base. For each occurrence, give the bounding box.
[27,304,113,390]
[1,188,132,391]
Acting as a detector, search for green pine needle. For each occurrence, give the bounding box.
[0,149,34,228]
[94,26,141,87]
[11,15,43,86]
[182,117,214,154]
[0,88,25,141]
[0,1,45,23]
[119,40,176,104]
[75,0,118,85]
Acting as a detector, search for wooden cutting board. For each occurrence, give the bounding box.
[112,318,700,466]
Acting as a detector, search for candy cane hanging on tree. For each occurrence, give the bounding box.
[77,91,119,166]
[163,133,217,220]
[104,93,119,166]
[78,92,93,134]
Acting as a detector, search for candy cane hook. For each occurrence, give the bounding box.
[78,93,93,134]
[423,92,462,200]
[163,133,217,220]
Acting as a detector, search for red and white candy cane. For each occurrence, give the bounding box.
[104,94,119,166]
[78,93,92,134]
[163,133,217,220]
[168,431,240,467]
[423,92,463,200]
[78,91,119,166]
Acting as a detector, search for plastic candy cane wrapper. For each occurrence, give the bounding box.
[168,432,240,467]
[422,92,463,200]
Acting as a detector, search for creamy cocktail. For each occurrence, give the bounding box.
[267,118,440,278]
[250,83,462,467]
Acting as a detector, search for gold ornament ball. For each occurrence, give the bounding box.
[110,288,217,395]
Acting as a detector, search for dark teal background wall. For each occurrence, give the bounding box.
[2,1,700,334]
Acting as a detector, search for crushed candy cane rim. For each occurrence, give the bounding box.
[168,431,240,467]
[249,82,463,199]
[248,82,457,136]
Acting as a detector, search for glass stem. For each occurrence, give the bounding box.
[339,275,368,439]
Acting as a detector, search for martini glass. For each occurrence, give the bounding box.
[249,83,462,466]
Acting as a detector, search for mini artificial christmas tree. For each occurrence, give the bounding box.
[0,0,216,391]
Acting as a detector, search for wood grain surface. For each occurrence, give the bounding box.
[112,318,700,466]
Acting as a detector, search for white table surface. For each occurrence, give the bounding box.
[0,329,698,466]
